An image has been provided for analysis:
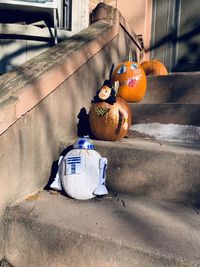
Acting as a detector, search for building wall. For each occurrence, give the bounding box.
[117,0,152,61]
[89,0,116,13]
[89,0,152,61]
[89,0,102,13]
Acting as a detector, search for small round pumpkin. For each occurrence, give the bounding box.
[111,61,147,103]
[140,59,168,76]
[89,96,131,141]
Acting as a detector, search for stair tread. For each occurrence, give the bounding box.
[7,191,200,266]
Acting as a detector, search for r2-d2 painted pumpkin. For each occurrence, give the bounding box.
[50,137,108,200]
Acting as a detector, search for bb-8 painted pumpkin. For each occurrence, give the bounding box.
[112,61,147,103]
[50,137,108,200]
[89,81,132,141]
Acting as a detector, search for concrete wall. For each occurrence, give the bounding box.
[0,6,141,259]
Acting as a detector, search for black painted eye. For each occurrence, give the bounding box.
[131,63,138,70]
[117,65,127,74]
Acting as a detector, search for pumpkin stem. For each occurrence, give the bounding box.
[128,45,133,62]
[109,63,115,81]
[114,81,119,94]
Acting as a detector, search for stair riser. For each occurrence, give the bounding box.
[130,104,200,126]
[95,144,200,205]
[143,74,200,104]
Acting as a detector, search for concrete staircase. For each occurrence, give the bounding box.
[3,72,200,267]
[130,72,200,126]
[130,72,200,143]
[4,191,200,267]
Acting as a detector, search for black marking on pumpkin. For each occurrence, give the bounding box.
[115,109,123,135]
[94,107,110,116]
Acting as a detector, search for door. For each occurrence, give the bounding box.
[151,0,200,72]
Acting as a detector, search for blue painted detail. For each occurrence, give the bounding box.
[67,161,81,164]
[71,164,76,174]
[78,140,85,145]
[65,156,82,175]
[73,137,94,150]
[67,157,81,164]
[117,65,127,74]
[67,157,81,161]
[87,144,94,149]
[131,63,138,70]
[68,157,81,159]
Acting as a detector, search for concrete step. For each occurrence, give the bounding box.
[130,103,200,126]
[59,138,200,205]
[4,191,200,267]
[142,72,200,104]
[130,123,200,144]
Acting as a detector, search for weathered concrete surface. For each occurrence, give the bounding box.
[4,191,200,267]
[0,21,115,121]
[57,138,200,206]
[0,8,141,259]
[142,72,200,104]
[130,123,200,144]
[0,23,75,74]
[0,15,140,135]
[0,16,134,207]
[130,103,200,126]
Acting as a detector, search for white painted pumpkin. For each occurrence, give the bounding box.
[50,137,108,200]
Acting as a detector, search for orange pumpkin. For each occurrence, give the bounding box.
[111,61,147,103]
[140,59,168,76]
[89,96,131,141]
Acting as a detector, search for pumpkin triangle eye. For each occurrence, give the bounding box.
[117,65,127,74]
[131,64,138,70]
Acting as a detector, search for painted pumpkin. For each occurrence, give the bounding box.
[140,59,168,76]
[89,96,131,141]
[111,61,147,103]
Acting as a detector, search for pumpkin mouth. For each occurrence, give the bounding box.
[119,78,137,87]
[127,78,136,87]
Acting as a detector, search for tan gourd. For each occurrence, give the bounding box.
[140,59,168,76]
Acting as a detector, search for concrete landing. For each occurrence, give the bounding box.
[4,191,200,267]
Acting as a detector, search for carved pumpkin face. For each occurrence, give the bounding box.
[140,59,168,76]
[89,97,131,141]
[112,61,147,103]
